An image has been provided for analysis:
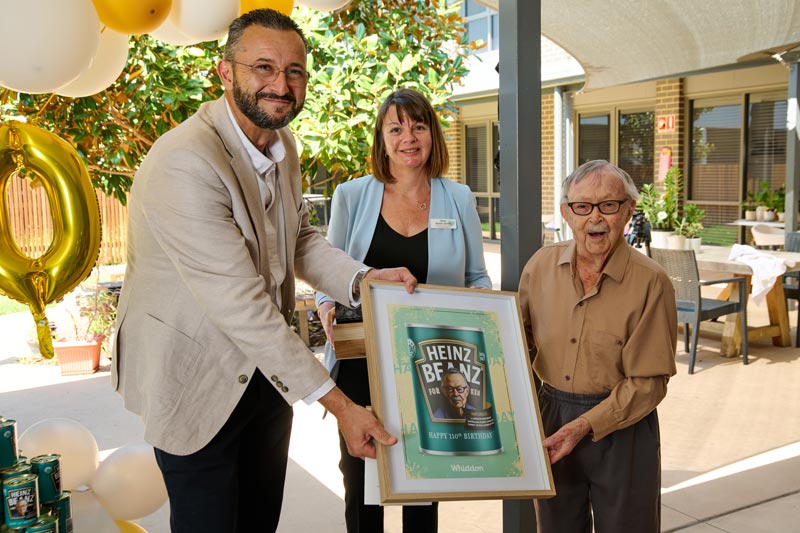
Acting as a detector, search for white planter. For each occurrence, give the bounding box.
[778,212,786,222]
[756,206,768,221]
[744,210,757,221]
[764,210,776,221]
[686,237,702,254]
[650,230,672,249]
[668,234,686,250]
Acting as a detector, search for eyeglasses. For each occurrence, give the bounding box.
[442,386,468,394]
[228,60,309,87]
[566,199,628,216]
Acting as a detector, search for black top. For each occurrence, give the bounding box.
[364,214,428,283]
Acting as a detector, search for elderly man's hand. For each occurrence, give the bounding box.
[543,417,592,464]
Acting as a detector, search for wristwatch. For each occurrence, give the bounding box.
[352,267,372,301]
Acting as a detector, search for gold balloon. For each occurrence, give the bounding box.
[0,122,101,359]
[240,0,295,16]
[115,521,149,533]
[92,0,172,35]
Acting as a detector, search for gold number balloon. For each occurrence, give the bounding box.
[0,122,101,359]
[240,0,295,16]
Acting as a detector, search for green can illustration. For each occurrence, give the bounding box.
[2,473,39,529]
[0,420,18,469]
[29,455,61,504]
[406,324,503,456]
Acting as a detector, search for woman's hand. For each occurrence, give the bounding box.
[318,301,336,348]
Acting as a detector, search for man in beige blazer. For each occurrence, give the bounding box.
[112,9,414,532]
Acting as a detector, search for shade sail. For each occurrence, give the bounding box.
[477,0,800,90]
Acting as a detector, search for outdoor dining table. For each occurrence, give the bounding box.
[694,245,800,356]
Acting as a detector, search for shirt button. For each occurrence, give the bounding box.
[565,375,571,381]
[238,375,248,384]
[570,338,577,344]
[270,375,279,382]
[616,340,624,346]
[578,302,584,307]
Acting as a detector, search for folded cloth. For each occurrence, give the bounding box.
[728,244,787,305]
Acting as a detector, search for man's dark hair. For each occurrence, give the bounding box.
[223,8,307,61]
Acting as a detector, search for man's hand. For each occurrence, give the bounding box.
[542,417,592,464]
[319,387,397,459]
[318,301,335,348]
[365,267,417,294]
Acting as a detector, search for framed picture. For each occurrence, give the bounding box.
[361,281,554,503]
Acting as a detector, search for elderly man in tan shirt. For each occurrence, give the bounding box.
[519,160,677,532]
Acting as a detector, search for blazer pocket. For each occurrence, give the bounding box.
[140,314,203,418]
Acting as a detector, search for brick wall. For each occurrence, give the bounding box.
[654,78,685,183]
[541,92,555,217]
[444,109,463,183]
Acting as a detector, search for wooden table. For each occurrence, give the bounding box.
[695,246,800,356]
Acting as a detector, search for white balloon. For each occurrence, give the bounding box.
[18,418,99,490]
[92,442,168,521]
[70,488,121,533]
[298,0,352,11]
[169,0,239,43]
[0,0,100,94]
[56,29,131,98]
[150,14,203,46]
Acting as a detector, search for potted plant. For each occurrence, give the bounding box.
[754,180,774,221]
[52,281,118,375]
[679,203,705,253]
[638,166,682,248]
[770,185,786,222]
[741,191,758,221]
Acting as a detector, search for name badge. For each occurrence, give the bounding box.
[430,218,457,229]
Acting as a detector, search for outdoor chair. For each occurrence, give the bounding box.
[751,224,785,249]
[782,231,800,347]
[650,248,748,374]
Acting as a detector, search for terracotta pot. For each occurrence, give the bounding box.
[53,337,103,376]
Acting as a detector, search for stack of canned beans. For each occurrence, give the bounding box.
[1,417,71,533]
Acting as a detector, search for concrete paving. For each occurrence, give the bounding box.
[1,242,799,532]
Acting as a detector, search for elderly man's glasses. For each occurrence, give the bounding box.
[228,60,309,87]
[443,386,468,394]
[567,199,628,216]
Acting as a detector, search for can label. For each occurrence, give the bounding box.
[0,420,18,469]
[23,515,58,533]
[30,456,61,504]
[2,473,39,528]
[406,323,503,455]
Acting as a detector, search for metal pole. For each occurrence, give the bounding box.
[499,0,541,529]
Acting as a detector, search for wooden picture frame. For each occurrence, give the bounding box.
[361,280,554,503]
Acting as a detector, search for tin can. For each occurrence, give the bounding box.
[21,515,57,533]
[0,421,18,469]
[28,456,60,505]
[406,324,503,456]
[2,473,38,529]
[40,491,70,533]
[0,463,32,483]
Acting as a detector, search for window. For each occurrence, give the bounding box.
[452,0,499,53]
[576,110,653,190]
[747,95,787,197]
[578,114,610,164]
[464,122,500,239]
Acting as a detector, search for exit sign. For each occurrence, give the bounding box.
[657,114,676,133]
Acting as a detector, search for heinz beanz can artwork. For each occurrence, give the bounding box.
[406,323,503,456]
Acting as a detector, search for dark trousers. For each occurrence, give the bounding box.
[336,359,438,533]
[154,369,293,533]
[535,384,661,533]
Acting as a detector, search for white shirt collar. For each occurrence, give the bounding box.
[224,99,286,174]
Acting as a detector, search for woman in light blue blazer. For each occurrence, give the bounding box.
[316,88,491,533]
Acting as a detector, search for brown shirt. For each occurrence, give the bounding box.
[518,238,677,440]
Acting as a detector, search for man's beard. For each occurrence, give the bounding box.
[232,79,304,130]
